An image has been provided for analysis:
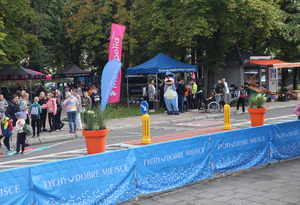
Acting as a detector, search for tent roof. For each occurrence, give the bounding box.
[55,64,91,78]
[249,59,300,68]
[126,53,198,75]
[0,64,45,80]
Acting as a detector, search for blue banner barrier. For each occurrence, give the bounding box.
[134,135,213,194]
[1,121,300,205]
[31,149,136,205]
[0,167,32,205]
[271,121,300,161]
[212,126,272,174]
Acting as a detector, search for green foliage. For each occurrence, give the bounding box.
[0,0,40,64]
[0,0,298,75]
[82,108,106,130]
[249,94,267,108]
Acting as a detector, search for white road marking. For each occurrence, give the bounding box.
[0,114,297,169]
[233,114,295,126]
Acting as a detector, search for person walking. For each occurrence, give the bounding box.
[236,86,248,113]
[39,91,48,132]
[42,93,57,132]
[29,97,42,137]
[62,92,79,133]
[14,112,27,154]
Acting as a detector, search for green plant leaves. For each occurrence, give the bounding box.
[82,109,106,130]
[249,93,267,108]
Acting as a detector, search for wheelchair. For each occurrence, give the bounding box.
[197,91,221,113]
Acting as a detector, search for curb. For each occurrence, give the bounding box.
[108,103,298,130]
[0,102,296,157]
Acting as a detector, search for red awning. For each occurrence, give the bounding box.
[249,59,300,68]
[249,59,287,67]
[272,63,300,68]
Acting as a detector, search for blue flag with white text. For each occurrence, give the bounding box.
[100,60,122,111]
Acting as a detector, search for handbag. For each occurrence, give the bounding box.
[23,124,33,135]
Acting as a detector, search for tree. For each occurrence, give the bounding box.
[0,0,40,65]
[273,0,300,60]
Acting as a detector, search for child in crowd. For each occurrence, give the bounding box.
[294,103,300,120]
[30,97,42,137]
[14,112,27,154]
[0,113,13,154]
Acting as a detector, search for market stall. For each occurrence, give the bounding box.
[0,64,46,80]
[126,53,198,103]
[53,64,91,78]
[244,57,300,100]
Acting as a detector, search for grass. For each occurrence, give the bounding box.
[62,104,164,121]
[103,104,164,120]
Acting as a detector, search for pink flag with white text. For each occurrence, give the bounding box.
[108,23,126,103]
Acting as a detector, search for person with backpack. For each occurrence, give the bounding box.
[236,86,248,113]
[29,97,42,137]
[0,113,13,154]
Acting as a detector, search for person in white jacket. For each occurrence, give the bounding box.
[14,112,27,154]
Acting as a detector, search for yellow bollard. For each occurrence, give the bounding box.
[141,114,152,144]
[224,104,231,130]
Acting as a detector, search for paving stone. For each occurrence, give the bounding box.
[279,196,300,204]
[226,199,261,205]
[213,195,234,202]
[121,159,300,205]
[192,199,225,205]
[231,192,254,199]
[262,192,284,200]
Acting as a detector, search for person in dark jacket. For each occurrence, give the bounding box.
[5,95,20,126]
[39,91,48,131]
[176,79,185,113]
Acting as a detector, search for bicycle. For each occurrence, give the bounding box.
[207,101,220,113]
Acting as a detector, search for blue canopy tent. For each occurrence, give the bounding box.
[125,53,198,104]
[126,53,198,75]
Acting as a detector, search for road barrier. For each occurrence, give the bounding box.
[1,121,300,205]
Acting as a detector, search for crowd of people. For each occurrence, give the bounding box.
[0,85,101,155]
[143,77,249,114]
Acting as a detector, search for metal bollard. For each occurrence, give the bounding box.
[224,104,231,130]
[141,114,152,144]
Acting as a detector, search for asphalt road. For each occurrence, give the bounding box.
[0,106,297,170]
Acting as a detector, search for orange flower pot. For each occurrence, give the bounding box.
[82,129,109,154]
[248,108,267,127]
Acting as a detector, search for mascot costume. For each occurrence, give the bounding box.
[164,72,179,115]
